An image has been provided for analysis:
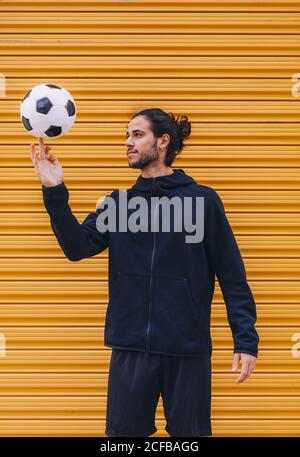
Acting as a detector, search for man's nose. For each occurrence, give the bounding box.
[125,139,134,147]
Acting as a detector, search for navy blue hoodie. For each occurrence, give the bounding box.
[42,168,259,358]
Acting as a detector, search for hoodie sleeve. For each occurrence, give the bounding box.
[204,188,259,358]
[42,181,111,261]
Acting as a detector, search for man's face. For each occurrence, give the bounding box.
[125,116,160,169]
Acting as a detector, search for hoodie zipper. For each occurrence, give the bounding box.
[145,177,159,351]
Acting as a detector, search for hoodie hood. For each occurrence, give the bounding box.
[130,168,196,197]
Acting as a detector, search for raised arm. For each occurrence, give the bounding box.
[31,138,110,261]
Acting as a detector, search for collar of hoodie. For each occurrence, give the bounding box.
[130,168,196,198]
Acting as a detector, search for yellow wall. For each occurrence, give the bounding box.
[0,0,300,437]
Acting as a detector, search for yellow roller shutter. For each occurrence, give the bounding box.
[0,0,299,437]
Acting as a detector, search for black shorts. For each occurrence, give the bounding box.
[105,348,212,437]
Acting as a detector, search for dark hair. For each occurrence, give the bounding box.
[130,108,191,166]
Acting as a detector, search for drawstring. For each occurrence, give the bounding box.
[147,177,156,198]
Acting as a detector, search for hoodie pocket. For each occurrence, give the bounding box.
[149,276,203,354]
[104,271,149,348]
[183,277,201,322]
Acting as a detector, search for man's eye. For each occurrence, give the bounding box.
[126,133,142,138]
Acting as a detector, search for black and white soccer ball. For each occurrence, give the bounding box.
[20,83,76,139]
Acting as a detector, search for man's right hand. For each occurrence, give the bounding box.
[30,137,64,187]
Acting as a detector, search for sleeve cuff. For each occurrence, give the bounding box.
[42,182,66,192]
[42,182,69,209]
[233,349,258,358]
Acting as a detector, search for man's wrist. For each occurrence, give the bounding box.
[42,181,64,189]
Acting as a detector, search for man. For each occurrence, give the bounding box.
[30,108,259,437]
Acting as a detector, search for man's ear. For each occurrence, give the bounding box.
[162,133,171,149]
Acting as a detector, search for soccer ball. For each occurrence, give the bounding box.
[20,83,76,139]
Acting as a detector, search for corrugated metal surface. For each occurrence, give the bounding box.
[1,1,300,12]
[0,0,299,437]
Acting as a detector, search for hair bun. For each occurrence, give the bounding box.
[177,115,191,140]
[168,112,191,141]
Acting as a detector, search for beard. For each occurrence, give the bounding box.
[128,142,159,169]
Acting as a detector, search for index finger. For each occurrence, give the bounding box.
[245,359,256,379]
[30,143,37,166]
[236,359,250,383]
[38,137,45,159]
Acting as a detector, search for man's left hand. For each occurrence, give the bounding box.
[232,353,256,383]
